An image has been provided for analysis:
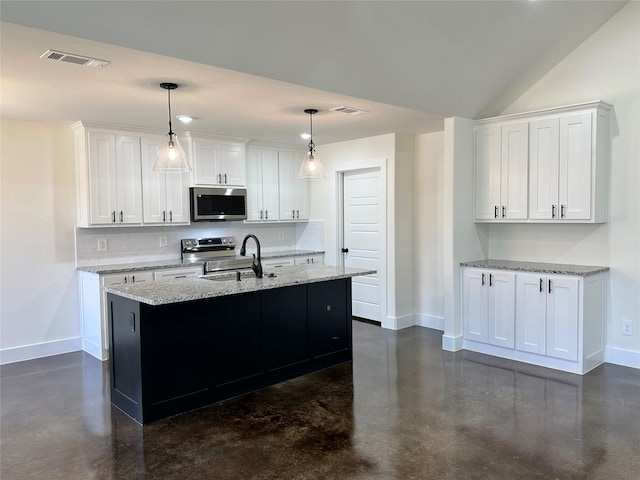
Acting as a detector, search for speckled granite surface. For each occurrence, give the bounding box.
[461,259,608,276]
[77,250,324,274]
[105,264,373,306]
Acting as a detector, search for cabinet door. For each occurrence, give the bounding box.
[141,136,167,224]
[115,135,142,224]
[515,273,547,355]
[245,148,264,221]
[278,150,296,220]
[153,267,201,280]
[212,293,263,387]
[263,285,308,370]
[559,113,592,220]
[529,119,559,220]
[546,275,579,361]
[462,268,488,343]
[164,169,190,223]
[260,149,280,221]
[487,271,515,348]
[475,126,502,220]
[308,280,349,358]
[220,143,246,186]
[193,139,221,185]
[500,123,528,220]
[88,132,117,225]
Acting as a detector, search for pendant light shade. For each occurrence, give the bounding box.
[297,108,325,179]
[153,82,192,172]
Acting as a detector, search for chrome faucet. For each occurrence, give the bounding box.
[239,234,263,278]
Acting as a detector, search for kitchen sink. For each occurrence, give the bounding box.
[202,271,277,282]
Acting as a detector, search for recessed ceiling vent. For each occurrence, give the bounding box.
[40,49,110,68]
[329,106,369,115]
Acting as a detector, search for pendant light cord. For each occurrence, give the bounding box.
[167,87,174,137]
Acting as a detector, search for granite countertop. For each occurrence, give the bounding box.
[460,259,609,276]
[77,250,324,275]
[104,264,374,306]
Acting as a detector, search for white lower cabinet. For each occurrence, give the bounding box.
[294,254,324,266]
[462,266,606,374]
[462,269,515,348]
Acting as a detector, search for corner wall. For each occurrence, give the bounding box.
[493,2,640,368]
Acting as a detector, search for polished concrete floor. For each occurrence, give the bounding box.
[2,322,639,479]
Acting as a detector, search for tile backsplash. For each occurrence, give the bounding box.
[75,221,325,266]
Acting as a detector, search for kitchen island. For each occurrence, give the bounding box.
[105,265,375,424]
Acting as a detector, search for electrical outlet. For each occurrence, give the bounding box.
[622,319,633,336]
[278,231,285,241]
[159,236,168,248]
[97,238,107,251]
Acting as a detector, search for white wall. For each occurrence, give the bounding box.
[493,2,640,367]
[0,119,81,363]
[310,133,417,328]
[414,131,445,329]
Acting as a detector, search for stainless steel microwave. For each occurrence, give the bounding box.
[190,187,247,222]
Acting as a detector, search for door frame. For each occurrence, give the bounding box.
[331,159,387,325]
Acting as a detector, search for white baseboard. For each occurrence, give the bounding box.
[0,337,82,365]
[382,314,415,330]
[605,346,640,370]
[442,334,463,352]
[415,314,444,331]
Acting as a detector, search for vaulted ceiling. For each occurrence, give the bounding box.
[0,1,627,145]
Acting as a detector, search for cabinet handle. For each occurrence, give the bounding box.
[552,204,556,219]
[561,205,565,219]
[120,211,123,223]
[260,210,263,220]
[494,206,498,219]
[297,209,300,219]
[539,278,543,292]
[548,279,552,293]
[124,276,128,284]
[292,209,295,219]
[489,273,493,287]
[311,258,314,264]
[169,210,173,222]
[132,275,135,283]
[265,209,268,219]
[163,210,166,222]
[112,211,116,223]
[224,173,227,184]
[502,206,506,218]
[175,275,186,279]
[481,273,485,285]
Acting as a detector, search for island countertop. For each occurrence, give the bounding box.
[104,265,375,306]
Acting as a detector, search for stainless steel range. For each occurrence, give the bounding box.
[181,237,253,274]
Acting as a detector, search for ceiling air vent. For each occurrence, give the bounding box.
[40,49,110,68]
[329,106,369,115]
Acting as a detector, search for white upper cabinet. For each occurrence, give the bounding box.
[187,134,248,187]
[140,136,190,224]
[74,123,143,227]
[474,101,611,223]
[278,149,309,221]
[246,147,280,221]
[474,123,528,221]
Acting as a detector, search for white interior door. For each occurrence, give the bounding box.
[342,168,383,322]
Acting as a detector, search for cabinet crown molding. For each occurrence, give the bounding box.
[474,100,613,126]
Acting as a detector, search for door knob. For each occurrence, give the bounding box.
[341,248,349,253]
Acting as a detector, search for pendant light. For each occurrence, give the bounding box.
[153,82,191,172]
[297,108,325,179]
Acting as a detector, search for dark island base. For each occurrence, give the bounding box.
[108,279,353,424]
